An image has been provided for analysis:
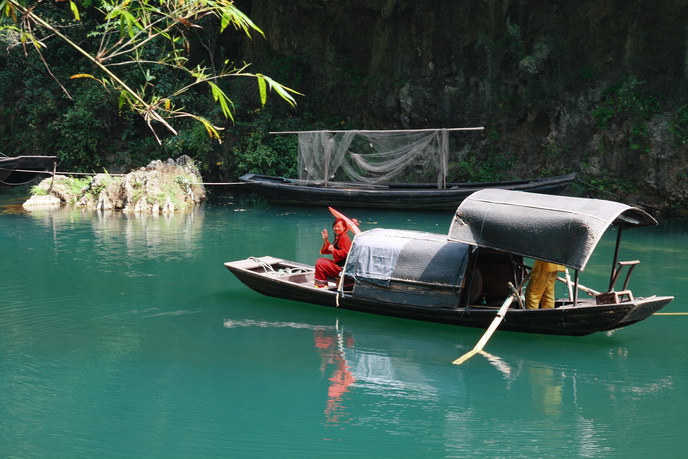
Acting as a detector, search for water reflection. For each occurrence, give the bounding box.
[24,205,206,268]
[223,318,357,428]
[4,191,686,456]
[313,322,356,427]
[223,314,678,454]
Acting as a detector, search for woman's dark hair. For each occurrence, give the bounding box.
[332,217,347,229]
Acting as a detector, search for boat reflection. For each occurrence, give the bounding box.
[223,314,676,447]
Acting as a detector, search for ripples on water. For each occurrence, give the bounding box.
[1,190,687,457]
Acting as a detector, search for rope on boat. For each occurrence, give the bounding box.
[0,165,237,184]
[0,168,126,177]
[248,257,310,277]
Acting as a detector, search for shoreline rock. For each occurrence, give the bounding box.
[24,156,206,213]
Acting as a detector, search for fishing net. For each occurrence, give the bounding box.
[297,129,452,187]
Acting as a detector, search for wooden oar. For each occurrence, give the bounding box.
[453,279,526,365]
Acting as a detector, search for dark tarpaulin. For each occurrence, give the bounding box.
[447,189,656,271]
[344,228,469,288]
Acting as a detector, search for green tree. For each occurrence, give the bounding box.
[0,0,300,143]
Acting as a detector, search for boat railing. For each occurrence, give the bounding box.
[595,260,639,304]
[609,260,639,292]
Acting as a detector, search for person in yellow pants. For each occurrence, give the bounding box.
[526,260,565,309]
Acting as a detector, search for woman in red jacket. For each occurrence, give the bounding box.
[314,218,352,288]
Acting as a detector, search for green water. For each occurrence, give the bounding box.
[1,189,687,458]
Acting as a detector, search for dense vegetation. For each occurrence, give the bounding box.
[0,1,308,182]
[3,1,688,212]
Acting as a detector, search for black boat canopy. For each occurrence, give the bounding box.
[447,189,657,271]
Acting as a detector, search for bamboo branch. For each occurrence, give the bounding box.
[11,1,176,136]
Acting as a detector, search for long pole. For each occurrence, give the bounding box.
[556,274,598,296]
[452,277,528,365]
[269,127,485,134]
[609,226,624,291]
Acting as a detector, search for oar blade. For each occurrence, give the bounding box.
[451,280,525,365]
[452,350,478,365]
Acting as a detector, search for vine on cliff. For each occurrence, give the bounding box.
[670,105,688,145]
[592,76,659,153]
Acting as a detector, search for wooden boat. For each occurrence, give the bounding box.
[243,127,576,210]
[238,172,577,210]
[0,155,58,190]
[225,190,673,336]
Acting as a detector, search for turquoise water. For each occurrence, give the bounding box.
[1,188,687,458]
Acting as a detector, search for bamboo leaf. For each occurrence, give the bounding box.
[1,1,15,21]
[255,73,302,107]
[118,91,127,110]
[26,32,45,49]
[5,0,299,144]
[69,1,80,21]
[70,73,101,82]
[220,6,265,37]
[1,24,19,34]
[194,116,223,141]
[257,76,267,106]
[208,81,234,121]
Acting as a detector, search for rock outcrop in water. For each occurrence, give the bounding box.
[23,156,206,213]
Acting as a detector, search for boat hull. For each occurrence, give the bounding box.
[0,156,58,189]
[0,157,20,182]
[239,173,577,210]
[225,257,673,336]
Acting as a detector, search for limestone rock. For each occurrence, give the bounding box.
[27,156,206,213]
[22,195,62,209]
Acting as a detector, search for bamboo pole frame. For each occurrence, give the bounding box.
[269,127,485,134]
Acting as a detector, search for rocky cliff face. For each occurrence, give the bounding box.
[238,0,688,210]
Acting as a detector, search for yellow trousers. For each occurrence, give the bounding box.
[526,261,565,309]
